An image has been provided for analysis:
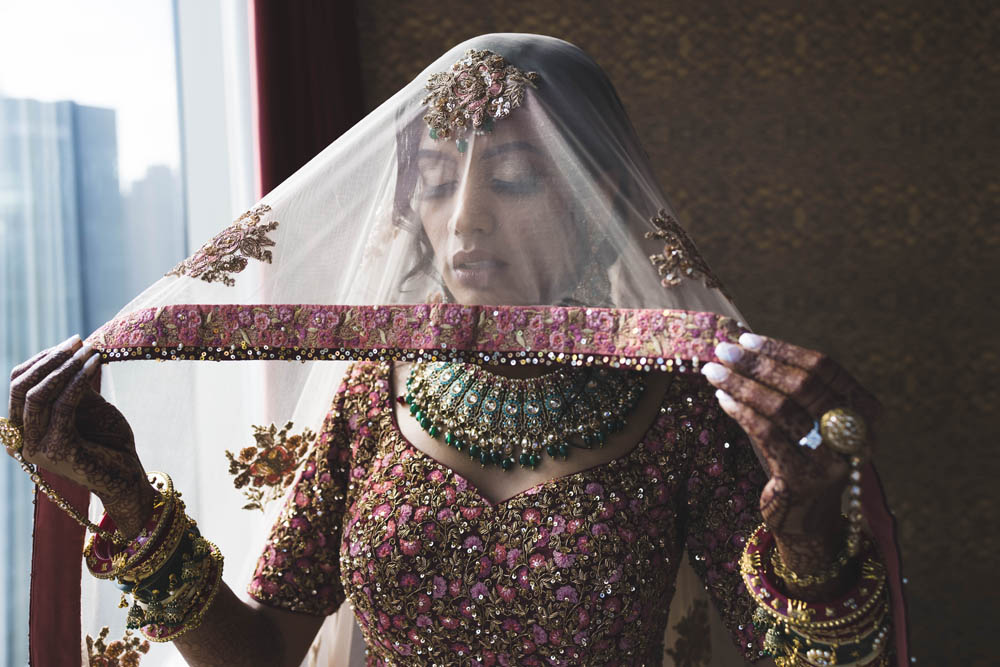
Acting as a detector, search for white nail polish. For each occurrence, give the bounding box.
[715,342,743,363]
[701,362,730,382]
[739,333,764,350]
[715,389,736,406]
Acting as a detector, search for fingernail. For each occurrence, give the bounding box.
[715,389,736,407]
[701,362,730,383]
[61,334,82,349]
[739,333,764,350]
[83,353,101,371]
[715,342,743,364]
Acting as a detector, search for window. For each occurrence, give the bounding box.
[0,2,253,663]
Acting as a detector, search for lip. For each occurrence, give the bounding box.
[451,249,508,288]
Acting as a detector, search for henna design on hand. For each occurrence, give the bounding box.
[7,338,153,539]
[702,334,878,599]
[174,588,287,666]
[8,336,82,434]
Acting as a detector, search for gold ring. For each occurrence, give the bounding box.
[819,407,867,456]
[0,417,23,453]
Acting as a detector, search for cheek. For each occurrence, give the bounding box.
[513,201,576,265]
[419,209,450,257]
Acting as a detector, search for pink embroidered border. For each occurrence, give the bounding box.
[86,304,747,369]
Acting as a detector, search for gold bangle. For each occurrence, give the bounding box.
[118,498,190,583]
[770,543,853,588]
[118,472,177,571]
[140,543,224,643]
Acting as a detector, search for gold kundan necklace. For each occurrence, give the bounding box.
[403,361,645,470]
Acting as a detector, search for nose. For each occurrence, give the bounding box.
[451,179,497,237]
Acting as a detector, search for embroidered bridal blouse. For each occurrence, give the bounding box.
[248,361,768,666]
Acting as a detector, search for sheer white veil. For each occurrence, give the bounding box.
[63,33,759,665]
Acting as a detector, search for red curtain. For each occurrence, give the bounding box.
[251,0,365,197]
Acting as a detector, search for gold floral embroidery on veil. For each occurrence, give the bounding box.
[645,209,732,300]
[86,626,150,666]
[225,421,317,512]
[165,204,279,287]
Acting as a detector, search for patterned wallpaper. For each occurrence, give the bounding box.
[355,2,999,664]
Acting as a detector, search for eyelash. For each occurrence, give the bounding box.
[422,178,540,199]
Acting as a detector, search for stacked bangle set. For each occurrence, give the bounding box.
[741,523,890,667]
[84,472,224,642]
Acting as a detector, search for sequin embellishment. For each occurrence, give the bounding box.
[247,362,770,664]
[166,204,279,286]
[423,49,540,141]
[645,209,731,299]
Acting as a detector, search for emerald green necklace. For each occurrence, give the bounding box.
[403,361,645,470]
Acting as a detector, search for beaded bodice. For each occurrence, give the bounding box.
[248,361,768,665]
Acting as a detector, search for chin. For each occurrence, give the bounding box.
[449,286,529,307]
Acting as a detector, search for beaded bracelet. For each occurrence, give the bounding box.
[776,602,891,665]
[124,518,207,625]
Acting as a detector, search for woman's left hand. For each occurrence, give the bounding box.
[700,332,882,585]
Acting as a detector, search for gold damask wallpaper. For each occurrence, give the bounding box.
[355,2,998,664]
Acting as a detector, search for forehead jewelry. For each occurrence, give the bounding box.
[422,48,540,153]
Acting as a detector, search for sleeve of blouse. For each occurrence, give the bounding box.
[681,374,771,663]
[246,376,356,616]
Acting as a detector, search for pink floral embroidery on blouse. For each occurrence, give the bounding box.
[248,362,768,665]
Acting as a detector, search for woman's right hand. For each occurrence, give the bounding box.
[6,334,154,539]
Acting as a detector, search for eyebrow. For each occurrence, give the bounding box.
[479,141,539,160]
[416,149,454,162]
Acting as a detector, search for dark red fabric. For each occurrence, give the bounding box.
[251,0,365,197]
[862,461,911,666]
[29,470,89,666]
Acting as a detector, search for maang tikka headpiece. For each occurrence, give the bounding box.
[422,48,540,152]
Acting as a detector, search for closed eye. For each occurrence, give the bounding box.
[420,181,458,199]
[491,178,541,195]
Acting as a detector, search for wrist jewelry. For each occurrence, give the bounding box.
[770,538,853,588]
[85,472,176,579]
[82,472,225,643]
[1,416,126,546]
[741,523,890,666]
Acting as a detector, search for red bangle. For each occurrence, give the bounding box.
[84,472,176,580]
[740,523,886,630]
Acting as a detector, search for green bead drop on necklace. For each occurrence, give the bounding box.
[403,361,645,471]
